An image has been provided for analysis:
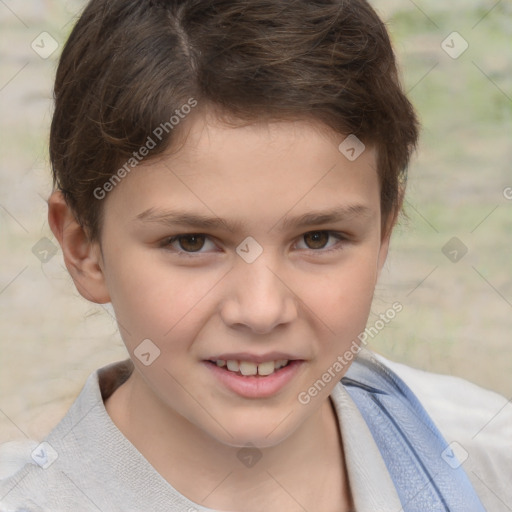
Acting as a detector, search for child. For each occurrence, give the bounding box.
[1,0,510,510]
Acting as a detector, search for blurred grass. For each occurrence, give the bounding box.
[370,1,512,394]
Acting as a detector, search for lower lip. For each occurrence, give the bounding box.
[204,360,304,398]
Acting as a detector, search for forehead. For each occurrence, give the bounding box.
[169,113,371,173]
[104,113,380,229]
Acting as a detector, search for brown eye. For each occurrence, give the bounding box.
[303,231,329,249]
[177,234,205,252]
[162,233,218,256]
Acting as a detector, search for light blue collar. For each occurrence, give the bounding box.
[342,352,485,511]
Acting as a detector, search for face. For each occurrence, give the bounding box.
[97,113,389,448]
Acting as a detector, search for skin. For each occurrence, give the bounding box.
[49,111,392,511]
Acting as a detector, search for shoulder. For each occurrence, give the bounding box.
[0,367,108,511]
[375,353,512,509]
[373,354,512,442]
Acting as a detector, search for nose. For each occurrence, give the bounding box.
[219,257,298,334]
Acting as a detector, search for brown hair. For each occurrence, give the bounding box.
[50,0,419,241]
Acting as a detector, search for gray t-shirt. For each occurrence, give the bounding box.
[1,352,510,511]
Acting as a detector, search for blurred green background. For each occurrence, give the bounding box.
[0,0,510,441]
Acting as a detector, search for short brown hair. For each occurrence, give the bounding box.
[50,0,419,241]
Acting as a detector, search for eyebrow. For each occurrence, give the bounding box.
[135,204,373,233]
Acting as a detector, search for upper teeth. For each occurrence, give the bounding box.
[215,359,289,376]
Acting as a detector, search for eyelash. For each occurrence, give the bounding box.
[160,231,348,258]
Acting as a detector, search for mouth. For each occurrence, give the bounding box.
[203,357,305,398]
[206,358,292,377]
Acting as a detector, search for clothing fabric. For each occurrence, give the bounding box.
[342,354,485,511]
[375,354,512,510]
[0,350,510,511]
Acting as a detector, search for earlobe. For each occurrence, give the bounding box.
[48,191,111,304]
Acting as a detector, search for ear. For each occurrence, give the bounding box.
[48,190,110,304]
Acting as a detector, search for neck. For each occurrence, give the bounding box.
[105,368,353,511]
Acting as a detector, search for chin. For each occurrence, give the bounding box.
[221,433,290,450]
[206,414,300,450]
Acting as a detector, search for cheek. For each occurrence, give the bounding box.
[296,253,379,344]
[306,252,378,305]
[105,253,221,351]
